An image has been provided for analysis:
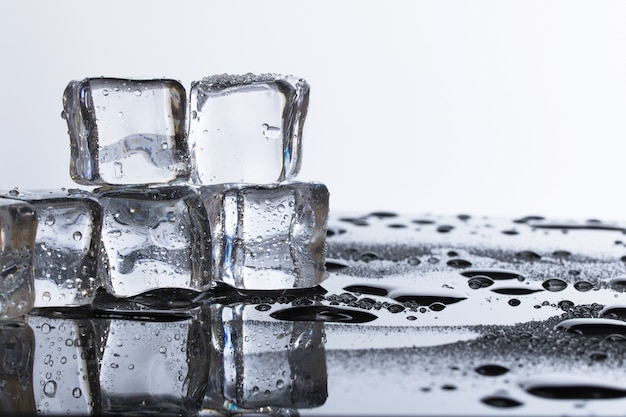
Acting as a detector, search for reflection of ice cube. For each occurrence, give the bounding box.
[0,197,37,319]
[1,189,103,307]
[205,303,327,411]
[28,314,98,415]
[63,78,189,185]
[97,186,211,297]
[189,74,309,184]
[0,321,35,414]
[200,182,329,290]
[98,315,209,415]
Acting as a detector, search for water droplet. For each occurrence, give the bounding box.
[475,364,509,376]
[191,110,197,119]
[117,111,124,117]
[407,315,417,321]
[43,380,57,398]
[41,292,51,302]
[326,259,349,271]
[159,346,167,354]
[60,110,67,120]
[468,276,494,289]
[574,281,593,292]
[134,89,142,96]
[447,259,472,269]
[555,318,626,336]
[558,300,574,311]
[515,251,541,261]
[270,305,377,323]
[461,269,524,281]
[343,284,388,297]
[490,286,543,295]
[436,225,454,233]
[387,304,405,313]
[429,302,446,312]
[481,396,523,408]
[72,231,82,241]
[8,189,19,196]
[276,379,285,390]
[252,386,260,396]
[44,215,55,226]
[407,257,421,266]
[358,251,380,262]
[102,89,109,96]
[72,387,82,398]
[521,375,626,399]
[255,304,272,312]
[542,279,567,292]
[508,298,521,306]
[277,204,286,213]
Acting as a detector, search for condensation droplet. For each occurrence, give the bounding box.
[72,387,82,398]
[43,380,57,398]
[45,215,55,226]
[72,231,82,241]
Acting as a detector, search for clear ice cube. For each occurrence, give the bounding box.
[0,198,37,319]
[63,78,189,185]
[28,314,98,415]
[189,74,309,184]
[0,189,103,307]
[200,182,329,290]
[98,315,209,415]
[96,186,210,297]
[0,322,36,414]
[205,303,327,410]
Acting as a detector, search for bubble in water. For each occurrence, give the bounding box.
[72,387,82,398]
[72,231,82,241]
[43,380,57,398]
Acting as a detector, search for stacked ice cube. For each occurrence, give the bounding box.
[0,74,329,317]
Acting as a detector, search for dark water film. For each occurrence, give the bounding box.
[6,212,626,415]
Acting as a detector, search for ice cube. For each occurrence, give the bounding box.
[204,303,327,410]
[96,186,210,297]
[0,198,37,319]
[199,182,329,290]
[0,189,103,307]
[97,314,209,415]
[189,73,309,184]
[0,321,36,414]
[63,78,189,185]
[28,314,98,415]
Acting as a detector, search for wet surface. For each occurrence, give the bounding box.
[9,211,626,416]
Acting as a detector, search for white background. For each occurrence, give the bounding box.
[1,1,625,220]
